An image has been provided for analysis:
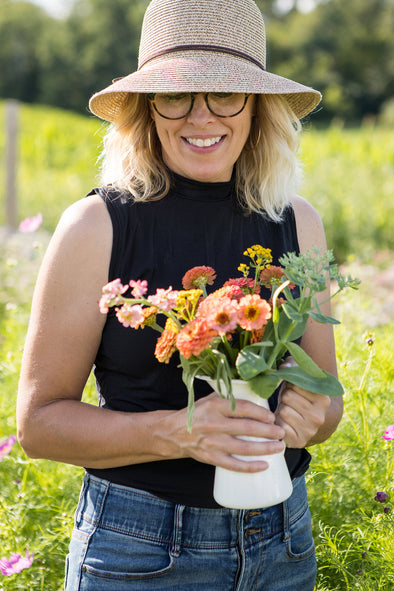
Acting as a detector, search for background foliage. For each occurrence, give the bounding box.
[0,102,393,589]
[1,102,393,263]
[1,0,394,122]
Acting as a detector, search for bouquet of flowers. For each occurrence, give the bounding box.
[100,245,360,430]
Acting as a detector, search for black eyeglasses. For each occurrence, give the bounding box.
[148,92,251,120]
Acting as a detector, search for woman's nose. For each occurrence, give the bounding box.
[187,94,216,123]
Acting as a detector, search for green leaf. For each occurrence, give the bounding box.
[275,367,344,397]
[249,373,281,399]
[308,310,341,325]
[282,302,306,323]
[241,340,274,350]
[236,348,268,380]
[286,341,326,378]
[180,355,208,432]
[277,309,308,342]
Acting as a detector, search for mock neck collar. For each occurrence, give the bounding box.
[171,172,235,202]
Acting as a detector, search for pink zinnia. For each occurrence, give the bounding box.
[129,279,148,298]
[237,294,271,331]
[116,304,145,328]
[223,277,261,295]
[0,435,16,461]
[0,551,33,576]
[147,287,179,312]
[18,213,42,233]
[382,425,394,441]
[182,266,217,290]
[209,285,245,302]
[176,318,217,359]
[202,297,238,336]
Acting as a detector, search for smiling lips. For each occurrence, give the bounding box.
[184,136,223,147]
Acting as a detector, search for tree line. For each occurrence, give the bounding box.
[2,0,394,122]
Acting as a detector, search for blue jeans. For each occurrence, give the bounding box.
[65,473,316,590]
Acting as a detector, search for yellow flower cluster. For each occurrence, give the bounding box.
[175,289,203,321]
[176,289,203,309]
[237,263,250,276]
[243,245,273,267]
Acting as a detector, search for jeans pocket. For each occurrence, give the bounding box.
[81,528,177,583]
[284,501,315,561]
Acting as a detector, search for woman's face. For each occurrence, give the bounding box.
[151,93,255,183]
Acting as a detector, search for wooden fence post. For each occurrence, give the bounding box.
[5,99,19,230]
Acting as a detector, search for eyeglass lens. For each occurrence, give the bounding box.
[152,93,249,119]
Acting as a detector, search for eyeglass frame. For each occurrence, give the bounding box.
[147,92,252,120]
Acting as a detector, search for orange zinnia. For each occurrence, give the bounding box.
[154,318,179,364]
[237,295,271,331]
[182,266,217,290]
[176,318,217,359]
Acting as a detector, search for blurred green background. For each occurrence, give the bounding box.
[1,0,394,123]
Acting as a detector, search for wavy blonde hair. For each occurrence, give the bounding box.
[99,93,302,221]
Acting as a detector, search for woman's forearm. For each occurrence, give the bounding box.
[17,398,177,468]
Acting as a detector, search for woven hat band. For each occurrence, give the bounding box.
[139,45,266,72]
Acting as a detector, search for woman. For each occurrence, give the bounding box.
[17,0,342,589]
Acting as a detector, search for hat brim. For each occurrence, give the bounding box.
[89,52,321,122]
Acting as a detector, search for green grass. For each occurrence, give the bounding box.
[0,103,393,589]
[310,320,394,590]
[300,121,394,263]
[0,102,105,232]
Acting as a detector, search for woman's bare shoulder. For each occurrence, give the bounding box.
[290,195,326,253]
[55,194,112,238]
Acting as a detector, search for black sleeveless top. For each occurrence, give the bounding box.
[87,174,311,508]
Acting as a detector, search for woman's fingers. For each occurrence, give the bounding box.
[174,394,286,472]
[275,384,331,448]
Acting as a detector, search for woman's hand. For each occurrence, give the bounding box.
[275,382,331,449]
[157,392,286,473]
[275,357,340,448]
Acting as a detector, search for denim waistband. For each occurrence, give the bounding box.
[75,473,308,550]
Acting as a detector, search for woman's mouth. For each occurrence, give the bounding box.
[184,136,224,148]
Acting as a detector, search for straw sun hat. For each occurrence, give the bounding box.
[89,0,321,123]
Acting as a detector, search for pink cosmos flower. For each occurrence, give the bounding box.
[237,294,271,331]
[182,266,217,290]
[99,279,128,313]
[382,424,394,441]
[0,435,16,460]
[18,213,42,233]
[116,304,145,328]
[0,551,33,576]
[129,279,148,298]
[147,288,179,312]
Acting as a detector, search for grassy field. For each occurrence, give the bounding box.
[0,103,393,589]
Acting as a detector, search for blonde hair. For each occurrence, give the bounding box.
[99,93,302,221]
